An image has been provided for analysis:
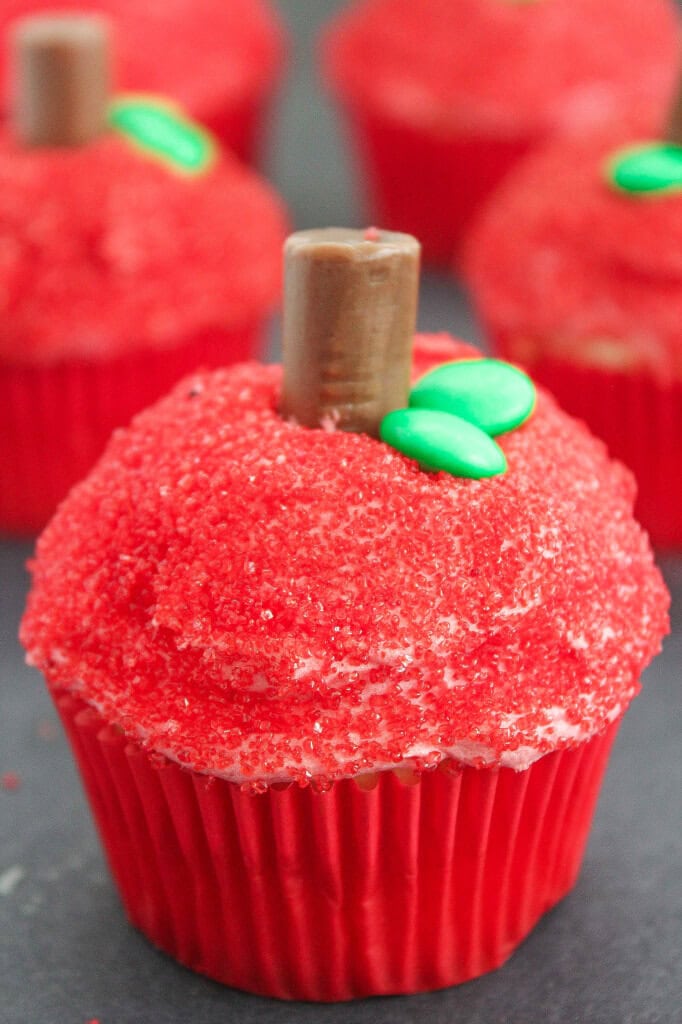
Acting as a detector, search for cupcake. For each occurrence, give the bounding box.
[465,124,682,549]
[322,0,680,264]
[0,15,287,535]
[21,229,669,1001]
[0,0,285,163]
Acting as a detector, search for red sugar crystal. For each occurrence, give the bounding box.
[36,719,59,741]
[21,336,669,782]
[1,772,21,791]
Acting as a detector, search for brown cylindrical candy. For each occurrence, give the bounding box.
[281,227,420,437]
[666,79,682,146]
[13,15,111,147]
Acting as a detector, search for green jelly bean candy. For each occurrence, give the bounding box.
[607,143,682,196]
[109,95,217,176]
[409,359,536,436]
[380,408,507,479]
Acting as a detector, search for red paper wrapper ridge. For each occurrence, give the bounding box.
[338,101,535,266]
[0,323,260,535]
[56,691,618,1001]
[491,330,682,549]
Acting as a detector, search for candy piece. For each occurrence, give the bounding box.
[409,358,536,435]
[607,143,682,196]
[13,14,110,147]
[666,75,682,146]
[380,407,507,478]
[109,95,217,176]
[281,227,420,437]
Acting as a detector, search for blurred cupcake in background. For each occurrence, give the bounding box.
[322,0,680,265]
[0,0,286,163]
[0,14,288,536]
[464,109,682,549]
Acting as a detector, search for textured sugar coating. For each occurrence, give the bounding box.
[0,132,287,365]
[21,336,669,783]
[324,0,679,135]
[0,0,283,122]
[465,129,682,379]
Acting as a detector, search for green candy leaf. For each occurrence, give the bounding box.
[409,358,536,436]
[108,95,217,176]
[380,408,507,479]
[607,143,682,197]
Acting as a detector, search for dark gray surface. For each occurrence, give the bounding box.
[1,2,682,1022]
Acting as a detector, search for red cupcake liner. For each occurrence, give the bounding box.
[55,689,619,1001]
[492,331,682,549]
[0,323,262,536]
[338,101,535,266]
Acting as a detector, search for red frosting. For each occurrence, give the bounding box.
[21,336,669,784]
[0,0,284,122]
[0,132,287,365]
[465,129,682,379]
[324,0,679,136]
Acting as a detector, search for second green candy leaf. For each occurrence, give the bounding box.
[380,408,507,478]
[410,359,536,436]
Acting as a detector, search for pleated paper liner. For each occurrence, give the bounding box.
[490,331,682,550]
[55,689,619,1002]
[0,322,261,536]
[335,99,535,266]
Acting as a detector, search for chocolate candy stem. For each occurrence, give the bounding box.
[666,82,682,146]
[13,15,110,147]
[281,227,420,437]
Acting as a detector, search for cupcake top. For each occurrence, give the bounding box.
[0,0,284,124]
[0,130,287,366]
[324,0,679,136]
[465,129,682,379]
[21,335,669,785]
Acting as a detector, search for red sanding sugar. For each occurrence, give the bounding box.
[324,0,678,135]
[0,133,287,366]
[466,129,682,378]
[21,337,669,784]
[36,719,59,741]
[1,772,21,791]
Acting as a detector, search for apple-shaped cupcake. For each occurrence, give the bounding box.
[322,0,680,264]
[0,15,287,534]
[465,115,682,548]
[0,0,285,162]
[21,228,669,1000]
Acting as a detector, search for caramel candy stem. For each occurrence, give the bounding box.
[13,15,110,147]
[281,227,420,437]
[666,81,682,146]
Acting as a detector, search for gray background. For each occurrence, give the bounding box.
[1,2,681,1022]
